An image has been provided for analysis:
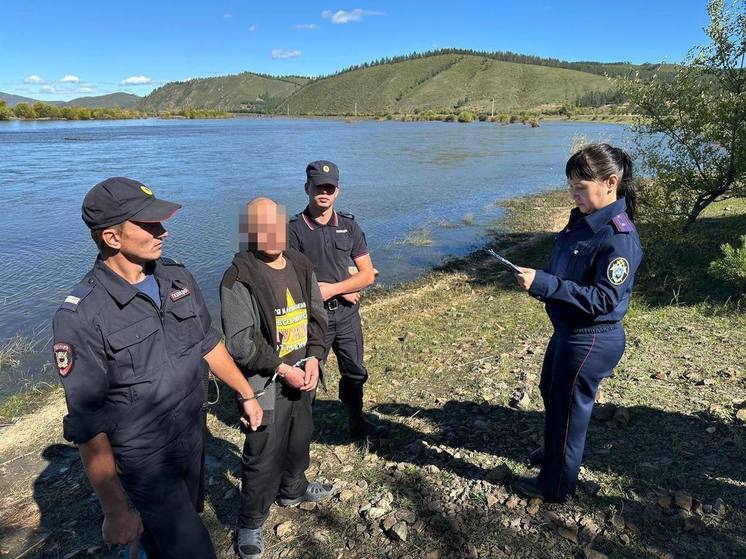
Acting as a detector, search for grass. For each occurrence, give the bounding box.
[1,190,744,558]
[404,226,434,246]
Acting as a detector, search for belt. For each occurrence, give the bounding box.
[324,298,339,311]
[554,322,621,335]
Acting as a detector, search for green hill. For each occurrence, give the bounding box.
[0,92,39,107]
[138,72,309,112]
[281,54,614,115]
[64,92,140,108]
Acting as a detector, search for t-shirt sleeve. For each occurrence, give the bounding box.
[288,221,302,252]
[52,310,110,444]
[351,221,369,260]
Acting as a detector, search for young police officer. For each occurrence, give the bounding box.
[52,177,263,558]
[287,161,387,438]
[220,198,333,559]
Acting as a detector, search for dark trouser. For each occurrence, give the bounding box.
[538,324,625,501]
[118,424,216,559]
[323,302,369,409]
[239,389,314,528]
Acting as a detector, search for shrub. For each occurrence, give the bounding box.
[457,111,476,123]
[709,235,746,289]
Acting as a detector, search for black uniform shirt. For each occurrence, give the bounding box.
[52,257,221,464]
[287,207,369,284]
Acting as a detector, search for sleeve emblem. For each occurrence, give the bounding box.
[607,257,630,285]
[53,343,74,376]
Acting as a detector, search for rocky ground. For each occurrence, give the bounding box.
[1,191,744,559]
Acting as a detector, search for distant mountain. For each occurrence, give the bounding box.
[0,91,140,108]
[139,50,672,116]
[65,92,140,108]
[0,92,38,107]
[138,72,309,112]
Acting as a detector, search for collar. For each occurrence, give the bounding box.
[302,206,338,230]
[92,257,176,306]
[583,198,628,233]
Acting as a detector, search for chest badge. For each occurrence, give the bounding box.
[53,343,74,376]
[170,287,191,302]
[607,257,630,285]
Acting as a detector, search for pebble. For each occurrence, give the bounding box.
[390,521,408,542]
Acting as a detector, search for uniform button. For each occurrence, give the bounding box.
[135,334,140,339]
[573,250,579,255]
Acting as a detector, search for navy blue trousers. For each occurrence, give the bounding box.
[538,324,625,501]
[118,423,216,559]
[323,302,369,409]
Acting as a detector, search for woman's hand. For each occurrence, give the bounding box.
[514,266,536,291]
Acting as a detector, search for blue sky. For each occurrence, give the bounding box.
[1,0,711,101]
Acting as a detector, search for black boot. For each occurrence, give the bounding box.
[528,446,544,467]
[349,407,390,438]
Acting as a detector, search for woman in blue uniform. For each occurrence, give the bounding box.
[512,143,643,502]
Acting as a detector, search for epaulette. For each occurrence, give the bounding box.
[289,213,300,222]
[160,257,184,266]
[337,211,355,220]
[611,213,634,234]
[59,282,94,312]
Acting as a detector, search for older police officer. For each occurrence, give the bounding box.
[288,161,387,438]
[511,144,643,502]
[52,177,263,558]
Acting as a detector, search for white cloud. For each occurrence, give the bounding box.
[321,9,384,24]
[60,75,80,83]
[120,75,153,85]
[23,75,43,84]
[40,85,56,93]
[223,12,232,19]
[271,49,302,59]
[294,23,319,30]
[79,87,94,93]
[249,24,257,32]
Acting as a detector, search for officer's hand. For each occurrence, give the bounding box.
[302,357,320,391]
[318,282,337,301]
[282,367,306,389]
[240,398,263,431]
[514,266,536,291]
[102,504,143,547]
[340,291,361,305]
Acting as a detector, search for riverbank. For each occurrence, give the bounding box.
[1,190,744,559]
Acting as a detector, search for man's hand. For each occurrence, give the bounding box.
[301,357,320,391]
[240,398,263,431]
[318,282,337,301]
[102,504,143,547]
[281,365,306,389]
[514,266,536,291]
[340,291,360,305]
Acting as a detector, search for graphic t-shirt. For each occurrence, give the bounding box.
[259,258,308,366]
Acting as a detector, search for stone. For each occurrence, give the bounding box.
[299,501,317,511]
[527,500,541,515]
[505,495,519,509]
[559,526,578,543]
[673,491,693,512]
[339,490,354,502]
[357,479,369,490]
[583,548,608,559]
[486,464,511,483]
[275,521,293,540]
[395,509,417,524]
[367,506,387,520]
[425,551,440,559]
[713,498,726,515]
[683,517,705,534]
[382,516,397,531]
[486,494,500,508]
[580,522,601,542]
[658,495,672,510]
[736,408,746,423]
[582,481,602,496]
[653,371,667,380]
[613,407,631,425]
[390,521,408,542]
[467,544,479,558]
[510,391,531,411]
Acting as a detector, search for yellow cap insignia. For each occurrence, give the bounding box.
[322,165,330,173]
[140,185,153,196]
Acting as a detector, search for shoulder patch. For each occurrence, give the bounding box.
[611,213,634,234]
[160,257,184,266]
[338,211,355,220]
[59,283,93,312]
[607,257,630,285]
[53,342,75,376]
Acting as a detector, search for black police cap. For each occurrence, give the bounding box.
[82,177,181,230]
[306,160,339,188]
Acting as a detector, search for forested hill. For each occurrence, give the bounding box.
[138,50,672,115]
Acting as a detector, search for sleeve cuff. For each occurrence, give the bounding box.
[528,270,553,300]
[201,327,222,356]
[307,344,326,361]
[63,412,108,445]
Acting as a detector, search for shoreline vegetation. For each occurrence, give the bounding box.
[0,101,231,121]
[1,187,744,559]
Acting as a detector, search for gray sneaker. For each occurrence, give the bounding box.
[236,527,264,559]
[275,481,336,506]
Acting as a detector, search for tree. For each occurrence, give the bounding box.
[620,0,746,230]
[13,102,35,119]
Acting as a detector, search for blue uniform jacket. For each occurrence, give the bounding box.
[51,257,221,465]
[528,198,643,331]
